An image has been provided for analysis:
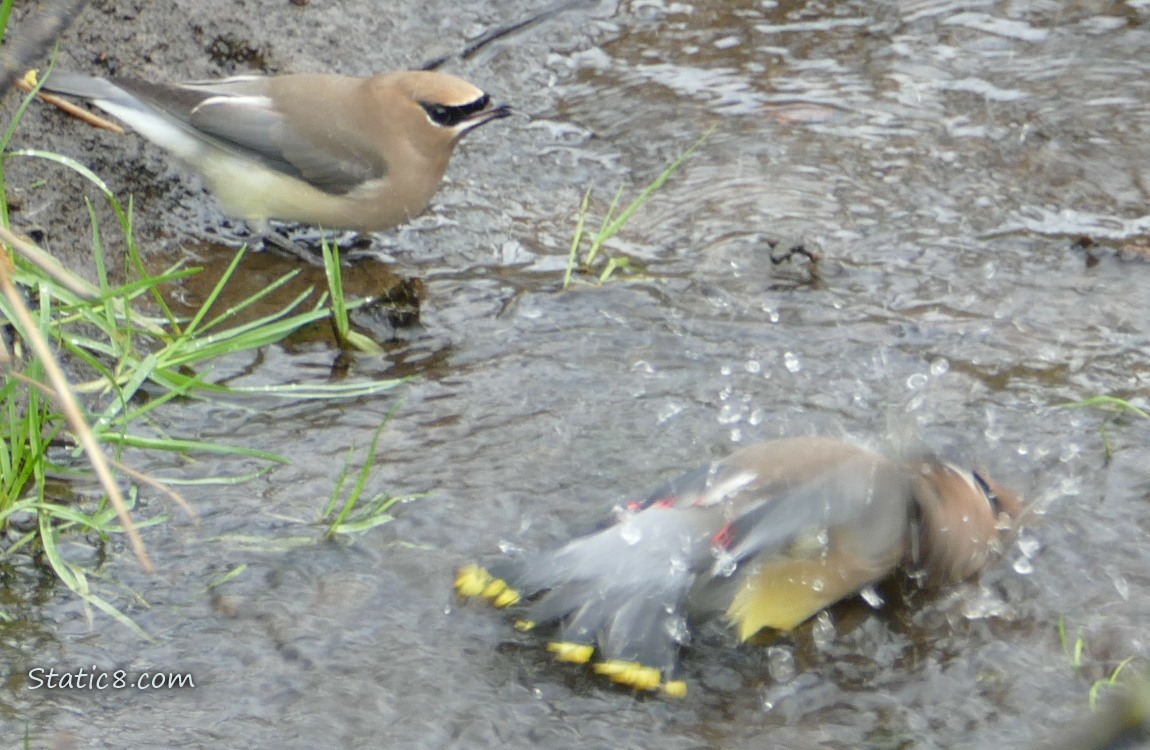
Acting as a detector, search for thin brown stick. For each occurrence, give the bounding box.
[16,73,126,135]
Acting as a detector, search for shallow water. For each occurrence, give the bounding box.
[3,0,1150,747]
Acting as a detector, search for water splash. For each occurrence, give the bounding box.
[811,611,836,651]
[767,646,796,683]
[860,585,885,609]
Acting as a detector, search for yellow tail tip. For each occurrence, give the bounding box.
[662,680,688,698]
[547,641,595,664]
[593,660,663,691]
[514,619,536,632]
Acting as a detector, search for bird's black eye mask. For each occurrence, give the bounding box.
[971,470,1002,515]
[420,94,491,127]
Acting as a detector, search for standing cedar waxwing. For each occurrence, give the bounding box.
[456,436,1022,697]
[38,70,510,236]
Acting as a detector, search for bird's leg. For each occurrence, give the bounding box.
[258,228,324,265]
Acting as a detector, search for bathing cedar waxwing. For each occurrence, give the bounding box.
[38,70,510,235]
[456,436,1021,697]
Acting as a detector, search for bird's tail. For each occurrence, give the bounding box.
[39,71,125,100]
[455,507,712,697]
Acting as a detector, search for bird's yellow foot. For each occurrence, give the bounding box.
[546,641,595,664]
[454,564,521,607]
[591,660,688,697]
[594,660,664,692]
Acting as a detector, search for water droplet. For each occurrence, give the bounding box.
[712,551,738,577]
[962,585,1011,619]
[810,578,825,592]
[762,305,780,323]
[783,352,801,373]
[718,402,744,424]
[1059,443,1080,462]
[906,372,929,390]
[632,360,655,374]
[1016,530,1041,558]
[744,359,762,374]
[1111,572,1130,601]
[860,586,885,609]
[767,646,795,683]
[748,408,765,426]
[670,618,691,644]
[730,427,743,443]
[929,357,949,376]
[1012,555,1033,575]
[811,611,836,651]
[984,406,1004,441]
[657,402,685,424]
[720,365,733,376]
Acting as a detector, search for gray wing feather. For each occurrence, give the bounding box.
[44,73,384,195]
[188,96,385,194]
[718,458,911,570]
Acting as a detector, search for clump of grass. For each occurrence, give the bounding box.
[1059,616,1087,671]
[1059,617,1144,710]
[1089,656,1138,710]
[1058,396,1150,461]
[563,127,714,289]
[321,239,385,354]
[1059,396,1149,420]
[321,411,415,539]
[212,412,421,552]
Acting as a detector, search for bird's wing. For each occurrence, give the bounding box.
[181,80,387,194]
[87,75,386,195]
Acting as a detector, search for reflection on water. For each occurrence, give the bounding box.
[5,0,1150,747]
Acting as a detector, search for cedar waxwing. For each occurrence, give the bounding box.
[38,70,510,236]
[456,436,1021,697]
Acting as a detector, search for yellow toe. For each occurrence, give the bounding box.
[454,564,492,597]
[594,660,663,691]
[547,642,595,664]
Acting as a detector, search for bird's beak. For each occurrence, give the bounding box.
[459,102,512,133]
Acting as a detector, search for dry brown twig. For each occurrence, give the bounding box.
[18,69,125,135]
